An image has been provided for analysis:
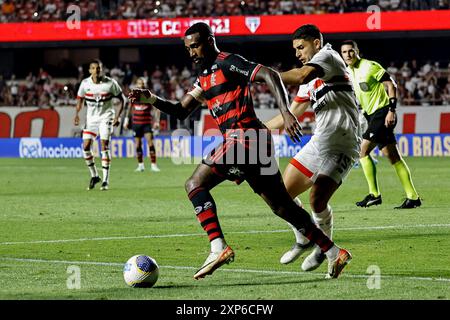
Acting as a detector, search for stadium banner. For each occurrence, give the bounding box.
[1,134,449,159]
[1,106,450,139]
[1,10,450,43]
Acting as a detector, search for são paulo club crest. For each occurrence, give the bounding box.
[245,17,261,34]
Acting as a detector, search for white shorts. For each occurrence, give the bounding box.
[290,136,359,184]
[83,117,113,141]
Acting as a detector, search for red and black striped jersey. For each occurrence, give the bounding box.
[131,103,153,125]
[192,52,264,135]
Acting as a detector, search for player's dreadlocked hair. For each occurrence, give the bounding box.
[292,24,323,46]
[185,22,214,41]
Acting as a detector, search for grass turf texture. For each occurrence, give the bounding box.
[0,157,449,300]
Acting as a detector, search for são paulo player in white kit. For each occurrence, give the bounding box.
[74,60,124,191]
[266,24,361,271]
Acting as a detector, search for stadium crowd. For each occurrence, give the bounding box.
[1,0,450,22]
[1,59,449,108]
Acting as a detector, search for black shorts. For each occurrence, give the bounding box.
[362,106,397,149]
[132,124,153,138]
[202,129,279,194]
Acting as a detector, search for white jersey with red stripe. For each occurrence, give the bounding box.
[77,76,122,121]
[296,43,361,152]
[288,44,362,184]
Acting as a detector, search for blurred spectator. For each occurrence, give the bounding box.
[2,0,450,22]
[2,59,449,110]
[1,0,15,22]
[8,74,19,105]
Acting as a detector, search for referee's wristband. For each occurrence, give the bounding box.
[388,97,397,112]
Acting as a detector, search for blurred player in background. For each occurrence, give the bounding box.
[74,59,124,191]
[265,24,361,271]
[124,77,161,172]
[341,40,421,209]
[129,22,352,280]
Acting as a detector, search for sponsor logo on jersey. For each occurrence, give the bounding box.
[230,65,249,76]
[211,100,222,117]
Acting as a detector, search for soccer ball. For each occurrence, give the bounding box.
[123,255,159,288]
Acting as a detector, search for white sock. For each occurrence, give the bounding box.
[83,150,98,177]
[312,204,333,239]
[325,245,340,260]
[138,162,145,169]
[101,150,111,183]
[211,238,227,252]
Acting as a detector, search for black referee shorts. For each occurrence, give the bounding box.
[362,106,397,149]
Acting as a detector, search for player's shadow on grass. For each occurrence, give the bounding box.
[153,277,327,289]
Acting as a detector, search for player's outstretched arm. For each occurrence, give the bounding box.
[265,100,309,130]
[128,89,200,120]
[280,65,320,86]
[253,65,302,143]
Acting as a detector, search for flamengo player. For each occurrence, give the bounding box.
[74,60,124,191]
[129,22,352,280]
[124,77,161,172]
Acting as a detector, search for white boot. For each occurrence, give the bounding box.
[280,197,312,264]
[301,205,333,271]
[151,163,160,172]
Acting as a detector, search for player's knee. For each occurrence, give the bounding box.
[360,150,370,158]
[83,142,91,152]
[185,177,200,195]
[270,201,295,219]
[387,152,401,164]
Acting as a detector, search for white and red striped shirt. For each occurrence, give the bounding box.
[77,76,122,120]
[295,44,361,151]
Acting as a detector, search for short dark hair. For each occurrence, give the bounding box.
[341,40,359,50]
[292,24,323,45]
[185,22,214,41]
[90,59,102,67]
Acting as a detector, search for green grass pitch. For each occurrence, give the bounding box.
[0,156,449,300]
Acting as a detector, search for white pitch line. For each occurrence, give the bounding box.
[1,223,449,246]
[1,257,449,283]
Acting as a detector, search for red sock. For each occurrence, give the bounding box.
[304,225,334,252]
[188,187,223,241]
[149,146,156,164]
